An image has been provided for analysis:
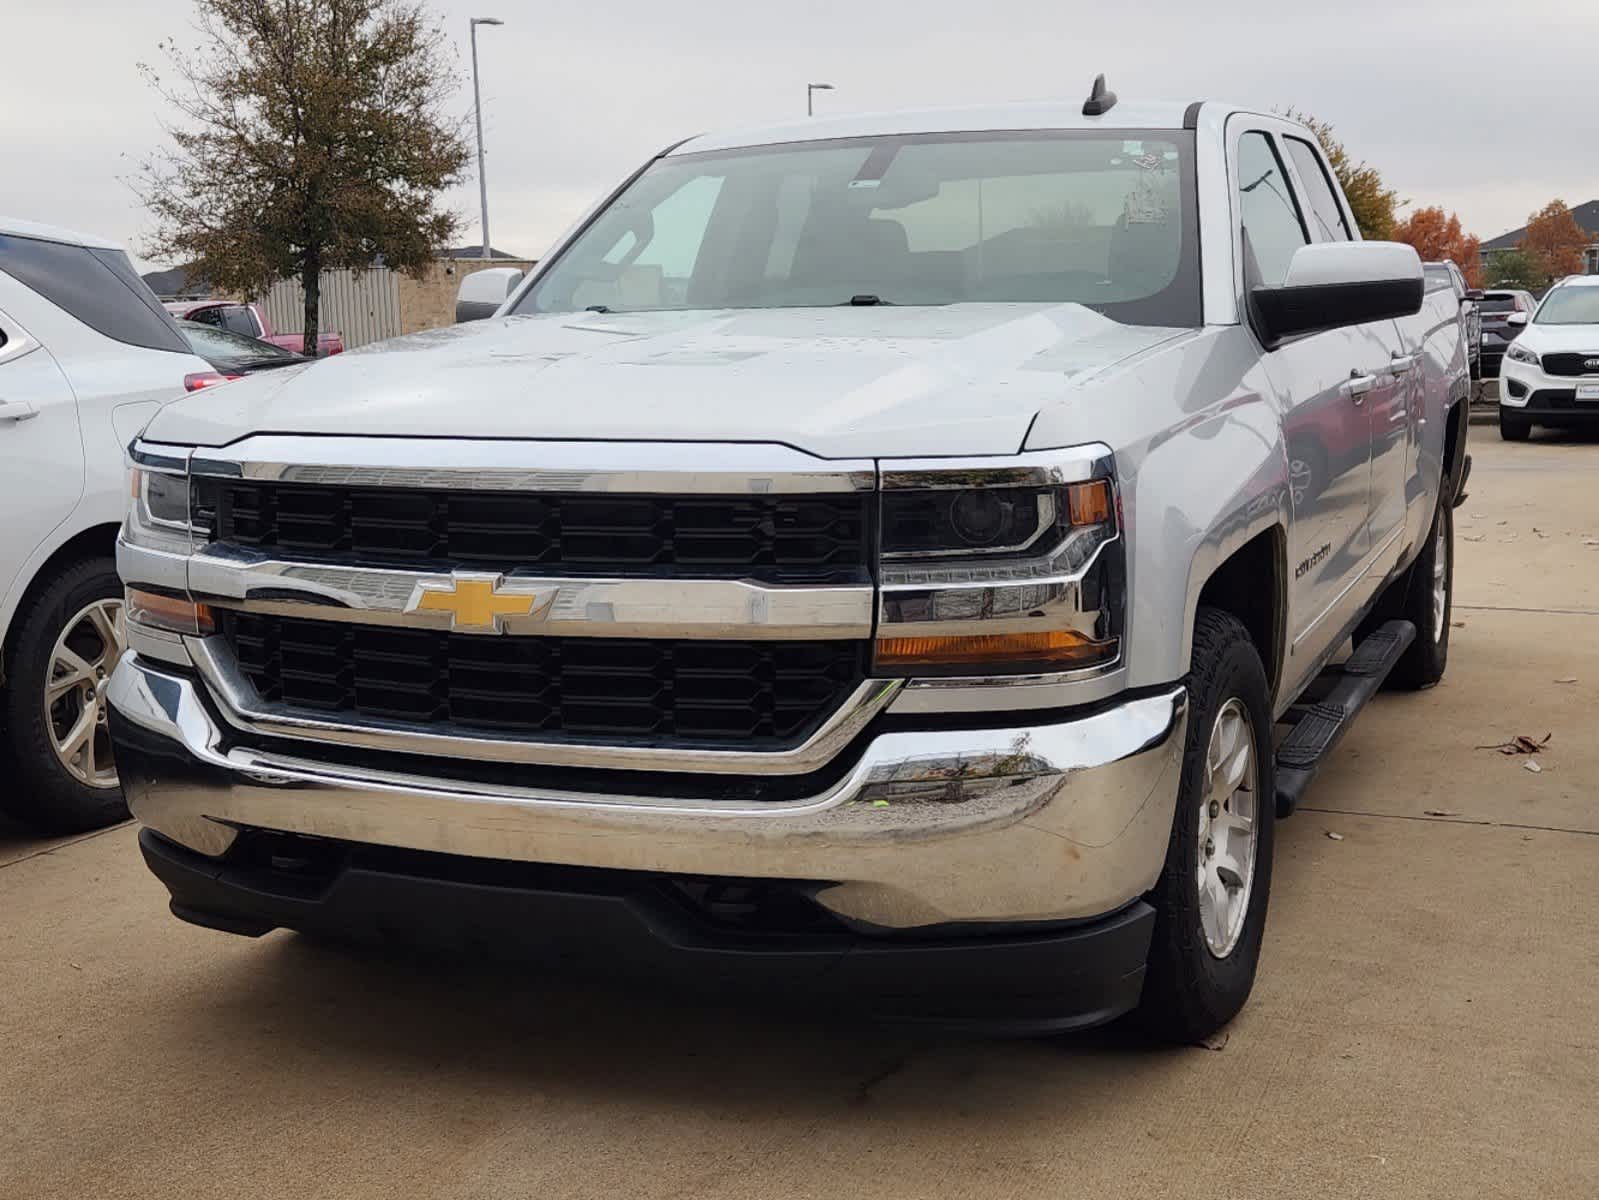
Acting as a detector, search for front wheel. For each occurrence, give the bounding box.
[0,556,131,835]
[1137,608,1276,1043]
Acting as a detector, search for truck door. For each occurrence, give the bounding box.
[1234,129,1372,664]
[1278,135,1412,559]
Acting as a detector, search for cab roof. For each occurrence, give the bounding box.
[671,99,1210,156]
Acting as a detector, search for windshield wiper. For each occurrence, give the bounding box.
[584,304,612,313]
[839,294,893,307]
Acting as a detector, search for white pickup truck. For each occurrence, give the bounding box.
[111,84,1469,1039]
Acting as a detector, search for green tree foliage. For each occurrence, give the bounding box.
[1484,247,1550,292]
[138,0,468,355]
[1280,110,1400,241]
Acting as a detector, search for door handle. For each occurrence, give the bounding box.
[1342,373,1376,403]
[0,400,39,423]
[1390,353,1419,375]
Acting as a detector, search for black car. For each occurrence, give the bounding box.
[177,319,307,389]
[1478,289,1538,378]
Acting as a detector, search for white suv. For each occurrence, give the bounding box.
[0,218,211,833]
[1498,275,1599,441]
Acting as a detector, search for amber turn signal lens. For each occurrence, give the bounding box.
[1066,479,1114,527]
[126,588,215,637]
[875,630,1117,670]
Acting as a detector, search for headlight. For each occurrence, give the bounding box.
[876,456,1123,675]
[1506,343,1540,366]
[122,444,212,636]
[125,464,194,555]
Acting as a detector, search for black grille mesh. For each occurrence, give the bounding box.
[221,611,867,745]
[1539,353,1599,379]
[192,480,870,581]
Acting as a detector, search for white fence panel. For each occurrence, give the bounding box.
[258,268,402,349]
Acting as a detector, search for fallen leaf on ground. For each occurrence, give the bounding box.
[1424,809,1460,817]
[1326,831,1345,841]
[1196,1031,1229,1051]
[1475,733,1552,755]
[1451,621,1466,628]
[1525,759,1543,774]
[1463,534,1485,543]
[1556,677,1578,684]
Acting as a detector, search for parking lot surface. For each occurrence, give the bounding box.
[2,435,1597,1199]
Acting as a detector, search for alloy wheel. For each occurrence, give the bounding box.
[44,599,126,789]
[1196,697,1259,958]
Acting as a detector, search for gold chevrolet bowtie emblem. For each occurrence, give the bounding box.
[406,574,556,633]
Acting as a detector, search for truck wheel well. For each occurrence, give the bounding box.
[2,523,121,661]
[1196,528,1285,699]
[1443,397,1468,495]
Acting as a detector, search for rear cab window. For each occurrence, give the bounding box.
[1282,138,1352,242]
[0,234,190,354]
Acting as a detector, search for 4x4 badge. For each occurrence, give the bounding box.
[405,573,558,633]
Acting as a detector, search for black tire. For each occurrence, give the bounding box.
[1499,411,1530,441]
[0,556,130,835]
[1385,495,1453,690]
[1136,607,1276,1043]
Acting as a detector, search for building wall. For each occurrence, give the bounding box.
[255,259,537,350]
[396,259,537,337]
[258,268,402,349]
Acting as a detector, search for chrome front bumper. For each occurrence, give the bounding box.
[108,653,1187,931]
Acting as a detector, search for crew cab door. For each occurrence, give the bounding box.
[1277,135,1414,556]
[1233,127,1374,667]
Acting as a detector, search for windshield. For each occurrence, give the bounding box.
[178,320,298,369]
[1534,287,1599,325]
[516,131,1200,327]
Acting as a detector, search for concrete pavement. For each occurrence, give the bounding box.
[2,433,1596,1199]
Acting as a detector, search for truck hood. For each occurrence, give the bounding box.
[143,304,1188,459]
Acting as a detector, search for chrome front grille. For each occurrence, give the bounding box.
[220,610,868,747]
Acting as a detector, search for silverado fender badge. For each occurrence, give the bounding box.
[405,573,559,633]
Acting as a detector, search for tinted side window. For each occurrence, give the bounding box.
[1283,137,1351,241]
[1236,132,1308,287]
[221,306,260,337]
[0,235,190,354]
[188,306,225,327]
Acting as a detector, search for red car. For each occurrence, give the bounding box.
[162,300,343,357]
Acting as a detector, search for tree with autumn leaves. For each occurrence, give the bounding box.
[1519,201,1591,280]
[1392,207,1484,288]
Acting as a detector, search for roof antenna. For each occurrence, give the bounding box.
[1082,74,1117,117]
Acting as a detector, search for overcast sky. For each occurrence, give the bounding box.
[6,0,1597,271]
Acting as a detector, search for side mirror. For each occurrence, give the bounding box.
[455,267,524,323]
[1506,311,1529,327]
[1465,288,1485,302]
[1252,242,1423,348]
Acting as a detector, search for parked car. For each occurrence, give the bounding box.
[163,299,344,358]
[1478,288,1538,378]
[1424,261,1482,380]
[0,218,213,833]
[176,320,308,389]
[1497,275,1599,440]
[111,90,1468,1041]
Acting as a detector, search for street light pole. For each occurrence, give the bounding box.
[470,17,504,260]
[807,82,834,117]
